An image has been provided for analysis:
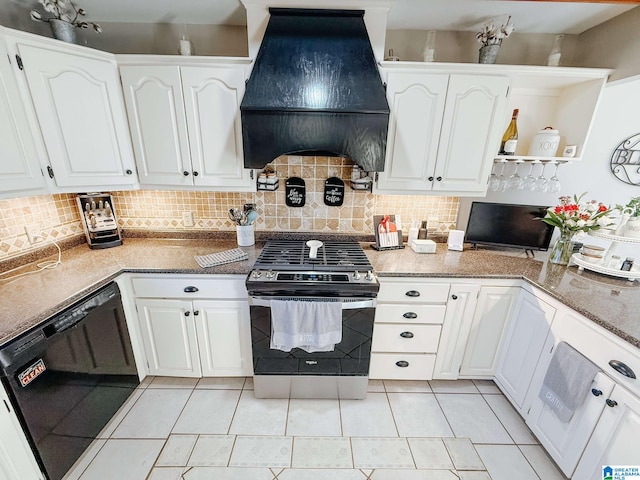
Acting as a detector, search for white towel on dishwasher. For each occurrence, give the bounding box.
[270,300,342,353]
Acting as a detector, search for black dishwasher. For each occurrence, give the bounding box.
[0,282,139,480]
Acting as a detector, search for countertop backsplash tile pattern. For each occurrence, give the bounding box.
[0,156,459,261]
[0,193,83,260]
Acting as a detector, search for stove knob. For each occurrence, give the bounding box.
[251,270,262,278]
[365,271,374,281]
[353,271,361,280]
[266,270,275,279]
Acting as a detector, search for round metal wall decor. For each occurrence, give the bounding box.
[611,133,640,185]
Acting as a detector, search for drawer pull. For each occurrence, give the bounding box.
[591,388,603,397]
[609,360,636,379]
[405,290,421,297]
[606,399,618,408]
[184,286,199,293]
[403,312,417,319]
[400,331,414,339]
[395,360,409,368]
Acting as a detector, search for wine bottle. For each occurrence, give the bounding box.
[499,109,519,155]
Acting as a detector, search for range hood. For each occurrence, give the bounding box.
[240,8,390,172]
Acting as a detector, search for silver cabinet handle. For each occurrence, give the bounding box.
[400,331,414,339]
[395,360,409,368]
[609,360,636,379]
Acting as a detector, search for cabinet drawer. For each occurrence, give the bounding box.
[372,324,441,353]
[369,353,436,380]
[131,275,247,299]
[378,281,450,303]
[375,304,446,324]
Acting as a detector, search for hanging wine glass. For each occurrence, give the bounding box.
[546,161,562,193]
[506,160,525,190]
[522,161,537,191]
[497,160,509,192]
[533,161,549,192]
[487,162,500,192]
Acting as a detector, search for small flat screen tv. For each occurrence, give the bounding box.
[465,202,555,251]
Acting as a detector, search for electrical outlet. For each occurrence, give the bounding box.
[182,211,194,227]
[24,225,43,244]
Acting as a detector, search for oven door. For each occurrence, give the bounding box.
[249,296,375,376]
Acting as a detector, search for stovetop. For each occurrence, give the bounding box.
[246,240,379,297]
[253,240,373,272]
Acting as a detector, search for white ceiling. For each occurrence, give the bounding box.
[13,0,637,34]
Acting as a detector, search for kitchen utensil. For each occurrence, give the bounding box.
[306,240,323,259]
[246,210,258,225]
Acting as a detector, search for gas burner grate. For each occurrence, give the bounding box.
[254,240,373,272]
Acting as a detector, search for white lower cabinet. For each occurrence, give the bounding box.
[132,275,252,378]
[136,298,202,377]
[573,384,640,479]
[494,290,556,413]
[194,300,251,376]
[370,278,450,380]
[459,286,520,377]
[432,284,480,379]
[0,384,44,480]
[527,336,615,478]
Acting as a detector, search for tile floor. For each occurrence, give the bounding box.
[64,378,568,480]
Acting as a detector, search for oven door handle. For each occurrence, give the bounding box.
[249,296,376,310]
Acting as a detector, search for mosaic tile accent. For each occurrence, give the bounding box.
[0,157,460,261]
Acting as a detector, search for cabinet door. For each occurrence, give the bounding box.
[120,66,192,186]
[0,37,45,197]
[374,73,448,193]
[433,75,509,194]
[432,284,480,380]
[0,385,44,480]
[574,385,640,480]
[14,41,136,189]
[495,290,556,411]
[135,299,201,377]
[527,336,615,478]
[194,300,252,377]
[459,286,520,377]
[181,66,253,190]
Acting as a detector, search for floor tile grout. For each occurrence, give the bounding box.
[74,378,566,480]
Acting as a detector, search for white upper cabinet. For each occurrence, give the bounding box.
[119,58,254,191]
[376,73,448,192]
[376,68,509,196]
[0,34,46,198]
[120,66,192,186]
[434,75,509,192]
[3,28,137,192]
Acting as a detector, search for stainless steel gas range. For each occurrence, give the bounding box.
[246,239,379,399]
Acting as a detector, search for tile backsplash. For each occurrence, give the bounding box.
[0,157,459,261]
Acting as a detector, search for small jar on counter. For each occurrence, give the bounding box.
[608,255,621,269]
[620,257,635,271]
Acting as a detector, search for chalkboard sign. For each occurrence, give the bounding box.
[324,177,345,206]
[285,177,305,207]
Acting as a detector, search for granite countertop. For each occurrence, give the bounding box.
[1,237,639,349]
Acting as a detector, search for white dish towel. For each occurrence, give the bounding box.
[538,341,600,422]
[270,300,342,353]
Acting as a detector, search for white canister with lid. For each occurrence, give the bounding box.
[528,127,561,157]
